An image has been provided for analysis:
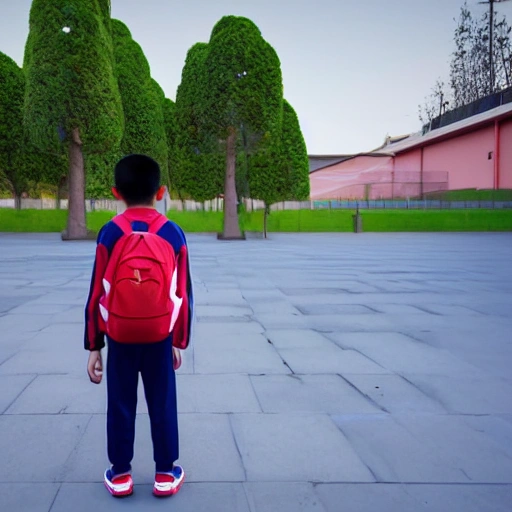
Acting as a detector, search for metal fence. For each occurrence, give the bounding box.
[310,199,512,210]
[1,197,511,212]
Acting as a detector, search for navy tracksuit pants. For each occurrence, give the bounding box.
[106,337,179,475]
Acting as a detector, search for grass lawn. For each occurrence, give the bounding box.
[248,209,512,232]
[0,209,115,233]
[425,189,512,201]
[359,209,512,232]
[1,208,511,233]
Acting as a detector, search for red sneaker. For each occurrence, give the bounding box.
[104,469,134,497]
[153,465,185,497]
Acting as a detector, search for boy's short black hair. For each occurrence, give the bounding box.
[115,154,161,206]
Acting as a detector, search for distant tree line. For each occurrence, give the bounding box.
[419,1,512,125]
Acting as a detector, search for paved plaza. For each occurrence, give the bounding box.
[0,231,511,512]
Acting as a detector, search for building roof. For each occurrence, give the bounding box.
[309,152,393,174]
[308,155,352,173]
[378,102,512,156]
[309,99,512,169]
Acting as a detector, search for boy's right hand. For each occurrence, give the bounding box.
[87,350,103,384]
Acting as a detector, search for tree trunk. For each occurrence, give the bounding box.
[55,183,61,210]
[263,204,269,239]
[220,127,243,240]
[14,194,21,210]
[63,128,87,240]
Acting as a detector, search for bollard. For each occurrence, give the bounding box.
[352,210,363,233]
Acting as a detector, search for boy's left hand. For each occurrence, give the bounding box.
[87,350,103,384]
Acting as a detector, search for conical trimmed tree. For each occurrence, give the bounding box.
[112,20,168,179]
[174,43,224,203]
[24,0,123,239]
[281,99,310,202]
[0,52,26,209]
[203,16,283,239]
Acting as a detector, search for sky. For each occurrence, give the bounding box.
[2,0,511,155]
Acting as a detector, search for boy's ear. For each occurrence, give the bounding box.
[112,187,122,200]
[155,186,166,201]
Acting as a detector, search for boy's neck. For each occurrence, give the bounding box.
[125,204,155,210]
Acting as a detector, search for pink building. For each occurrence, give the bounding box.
[310,102,512,200]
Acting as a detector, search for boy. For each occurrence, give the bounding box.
[84,154,193,498]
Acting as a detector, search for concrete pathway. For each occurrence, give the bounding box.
[0,232,511,511]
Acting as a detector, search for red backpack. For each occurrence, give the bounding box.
[99,214,182,344]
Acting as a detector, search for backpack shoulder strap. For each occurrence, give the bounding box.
[112,214,133,235]
[148,214,168,234]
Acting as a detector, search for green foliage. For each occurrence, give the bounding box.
[24,0,123,154]
[162,98,176,152]
[112,19,168,179]
[85,150,119,198]
[149,78,170,186]
[0,52,65,199]
[245,139,285,205]
[244,100,309,206]
[22,148,68,191]
[174,43,224,201]
[204,16,283,140]
[174,17,291,206]
[0,52,25,196]
[96,0,112,25]
[280,100,310,201]
[162,96,176,190]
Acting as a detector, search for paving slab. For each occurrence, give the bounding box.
[244,482,327,512]
[250,374,383,414]
[177,374,261,413]
[231,413,375,482]
[277,346,390,375]
[343,374,447,414]
[0,344,84,376]
[0,294,41,314]
[0,414,91,482]
[368,303,434,315]
[192,321,264,339]
[392,414,512,483]
[253,313,309,330]
[8,303,76,316]
[0,374,36,413]
[461,415,512,459]
[306,313,398,332]
[194,305,253,317]
[405,484,512,512]
[51,306,85,324]
[0,311,54,335]
[50,483,251,512]
[265,329,337,349]
[193,290,247,306]
[179,413,247,482]
[249,301,302,315]
[0,483,59,512]
[331,414,470,483]
[297,304,379,315]
[194,333,289,374]
[402,374,512,414]
[315,483,420,512]
[325,331,484,376]
[5,374,105,414]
